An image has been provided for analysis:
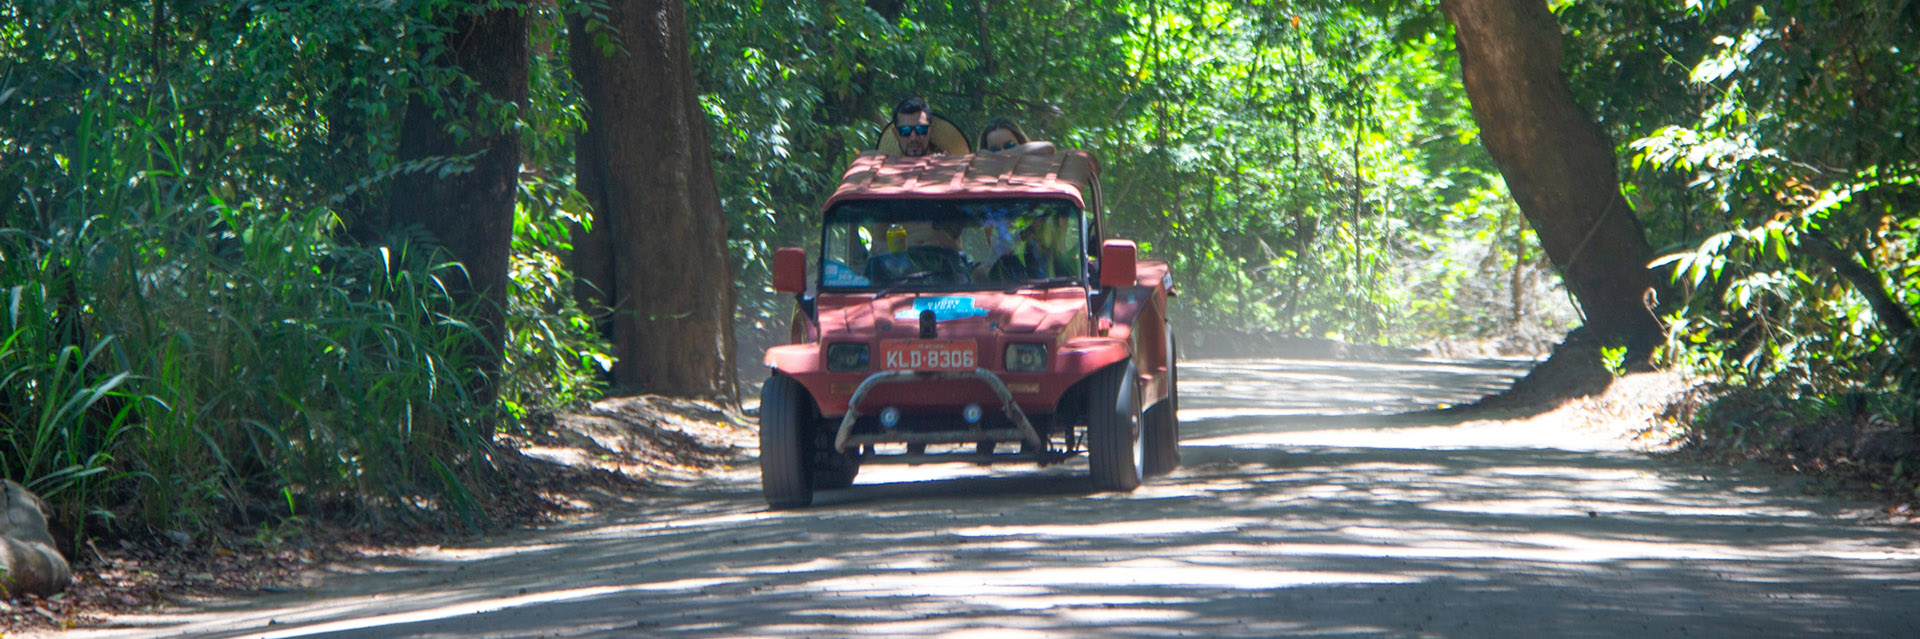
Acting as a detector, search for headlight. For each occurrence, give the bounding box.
[826,343,869,371]
[1004,343,1047,372]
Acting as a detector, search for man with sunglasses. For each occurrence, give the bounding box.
[892,96,942,157]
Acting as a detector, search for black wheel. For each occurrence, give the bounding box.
[1144,334,1181,477]
[1087,364,1143,492]
[759,375,814,508]
[810,426,861,490]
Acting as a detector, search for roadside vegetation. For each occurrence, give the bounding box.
[1,0,608,540]
[1559,1,1919,500]
[0,0,1912,556]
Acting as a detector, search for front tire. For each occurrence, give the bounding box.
[810,428,861,490]
[1087,364,1143,492]
[759,375,814,508]
[1144,335,1181,477]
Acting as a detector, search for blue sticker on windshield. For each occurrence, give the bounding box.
[824,260,869,287]
[894,296,988,322]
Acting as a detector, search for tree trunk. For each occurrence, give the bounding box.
[386,1,529,408]
[1440,0,1666,362]
[1803,231,1919,365]
[568,0,735,396]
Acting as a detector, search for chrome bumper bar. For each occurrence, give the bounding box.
[832,368,1043,453]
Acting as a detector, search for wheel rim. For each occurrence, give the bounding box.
[1130,410,1144,479]
[1129,382,1144,479]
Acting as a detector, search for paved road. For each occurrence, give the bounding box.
[47,358,1920,638]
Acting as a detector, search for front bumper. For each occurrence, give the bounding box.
[832,368,1044,453]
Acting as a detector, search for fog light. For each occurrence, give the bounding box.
[880,407,901,429]
[963,403,983,424]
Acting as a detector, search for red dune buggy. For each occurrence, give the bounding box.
[760,147,1179,508]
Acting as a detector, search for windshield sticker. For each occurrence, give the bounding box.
[894,296,989,322]
[824,260,869,287]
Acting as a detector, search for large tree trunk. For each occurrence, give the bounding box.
[386,1,529,408]
[1441,0,1666,361]
[568,0,735,396]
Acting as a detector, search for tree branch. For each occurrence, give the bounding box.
[1802,230,1917,338]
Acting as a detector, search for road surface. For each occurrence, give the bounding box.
[42,358,1920,638]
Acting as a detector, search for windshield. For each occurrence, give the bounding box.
[820,198,1085,291]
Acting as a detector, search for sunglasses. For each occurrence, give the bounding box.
[986,141,1020,152]
[896,124,930,137]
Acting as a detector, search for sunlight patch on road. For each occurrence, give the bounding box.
[764,618,1066,639]
[410,543,566,562]
[723,557,849,575]
[584,507,783,537]
[949,517,1258,539]
[1250,526,1920,566]
[1177,406,1367,420]
[1184,418,1630,451]
[247,577,745,639]
[1418,497,1825,520]
[947,593,1205,611]
[1052,606,1198,624]
[804,562,1420,598]
[852,462,1012,485]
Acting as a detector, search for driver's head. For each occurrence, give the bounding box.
[893,97,934,157]
[905,220,963,250]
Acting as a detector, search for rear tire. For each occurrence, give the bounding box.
[759,375,814,508]
[1144,335,1181,477]
[1087,364,1143,492]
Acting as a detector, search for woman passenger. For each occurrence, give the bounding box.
[977,118,1031,153]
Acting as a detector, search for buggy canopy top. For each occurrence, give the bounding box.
[824,147,1102,211]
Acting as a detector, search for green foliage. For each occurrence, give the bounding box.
[502,215,610,418]
[0,0,1628,542]
[1563,1,1918,388]
[501,11,611,418]
[0,279,136,512]
[691,0,1571,349]
[1599,345,1628,377]
[1561,2,1919,475]
[0,0,604,536]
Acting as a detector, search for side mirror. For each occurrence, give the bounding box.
[771,247,807,294]
[1098,239,1137,289]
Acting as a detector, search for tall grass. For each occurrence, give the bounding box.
[1,198,514,534]
[2,67,599,542]
[0,264,139,525]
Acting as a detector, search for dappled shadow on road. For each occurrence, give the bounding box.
[1179,357,1531,419]
[63,358,1919,639]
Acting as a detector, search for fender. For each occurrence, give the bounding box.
[1058,336,1131,377]
[1102,262,1173,408]
[765,343,822,374]
[1116,360,1140,421]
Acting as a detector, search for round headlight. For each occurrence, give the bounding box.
[827,343,869,371]
[1005,343,1047,372]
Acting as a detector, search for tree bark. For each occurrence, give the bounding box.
[386,1,529,407]
[568,0,735,396]
[1803,232,1918,351]
[1441,0,1667,361]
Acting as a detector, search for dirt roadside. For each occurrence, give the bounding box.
[0,396,757,634]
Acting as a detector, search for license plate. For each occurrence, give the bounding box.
[880,339,978,371]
